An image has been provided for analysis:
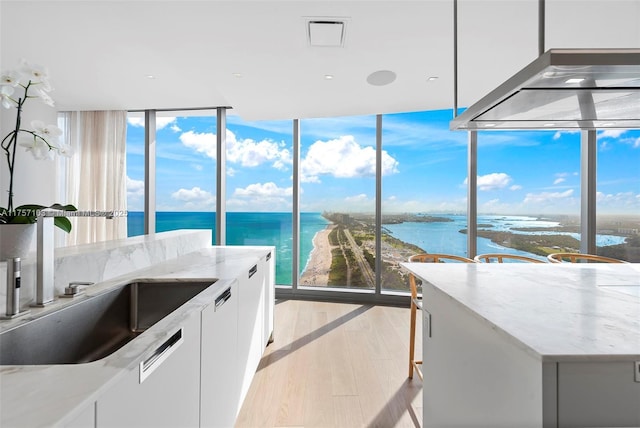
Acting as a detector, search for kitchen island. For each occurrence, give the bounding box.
[401,262,640,428]
[1,233,275,428]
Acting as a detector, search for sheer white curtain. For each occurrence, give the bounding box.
[63,111,128,245]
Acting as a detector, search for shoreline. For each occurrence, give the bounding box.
[299,223,335,285]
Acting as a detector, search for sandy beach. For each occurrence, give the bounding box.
[299,224,336,285]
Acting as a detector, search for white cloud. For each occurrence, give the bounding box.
[480,198,514,212]
[229,182,293,211]
[510,185,522,191]
[127,116,177,130]
[345,194,369,203]
[227,130,291,170]
[156,117,177,129]
[553,172,575,185]
[192,164,203,171]
[170,124,181,132]
[523,189,574,205]
[233,182,292,198]
[598,129,626,139]
[171,187,215,206]
[126,176,144,198]
[553,130,580,140]
[301,135,399,183]
[180,130,217,158]
[179,129,292,170]
[128,117,143,127]
[463,172,513,191]
[596,191,640,208]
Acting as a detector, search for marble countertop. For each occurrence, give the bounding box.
[0,245,273,428]
[401,262,640,362]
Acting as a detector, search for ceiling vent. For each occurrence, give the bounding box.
[306,19,347,47]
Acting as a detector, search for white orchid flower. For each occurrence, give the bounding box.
[32,86,55,107]
[19,134,55,160]
[19,60,52,92]
[1,85,15,108]
[1,70,22,87]
[57,143,75,158]
[20,60,50,85]
[30,120,63,139]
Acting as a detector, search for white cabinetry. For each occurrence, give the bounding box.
[556,361,640,427]
[262,250,275,347]
[201,280,239,428]
[421,285,543,428]
[96,310,201,428]
[237,259,266,405]
[421,283,640,428]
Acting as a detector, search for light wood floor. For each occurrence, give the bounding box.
[236,299,423,428]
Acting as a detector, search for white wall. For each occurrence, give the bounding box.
[546,0,640,48]
[457,0,539,108]
[456,0,640,109]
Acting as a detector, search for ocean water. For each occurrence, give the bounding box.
[128,212,627,281]
[127,211,328,285]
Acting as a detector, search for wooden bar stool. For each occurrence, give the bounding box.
[407,253,475,380]
[474,253,545,263]
[547,252,629,263]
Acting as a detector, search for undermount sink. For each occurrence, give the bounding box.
[0,279,216,365]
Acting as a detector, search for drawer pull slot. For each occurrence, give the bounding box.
[248,264,258,279]
[140,328,183,383]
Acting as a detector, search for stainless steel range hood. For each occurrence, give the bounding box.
[450,49,640,130]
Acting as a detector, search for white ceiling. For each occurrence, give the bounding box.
[1,0,639,121]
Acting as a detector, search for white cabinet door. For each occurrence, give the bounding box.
[237,259,265,405]
[557,361,640,427]
[201,281,239,428]
[421,284,544,428]
[262,250,275,347]
[96,311,201,428]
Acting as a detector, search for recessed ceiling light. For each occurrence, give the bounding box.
[324,74,334,80]
[483,123,496,127]
[600,122,615,127]
[427,76,439,81]
[543,123,555,127]
[232,72,243,78]
[366,70,396,86]
[145,75,156,79]
[565,78,585,83]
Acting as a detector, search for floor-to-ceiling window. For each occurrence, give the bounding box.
[126,108,640,301]
[299,115,378,290]
[381,110,467,291]
[126,110,218,240]
[476,129,581,261]
[125,112,146,237]
[225,114,294,286]
[596,129,640,262]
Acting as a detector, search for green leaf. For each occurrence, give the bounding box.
[9,203,79,233]
[54,216,73,233]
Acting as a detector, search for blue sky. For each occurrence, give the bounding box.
[126,109,640,215]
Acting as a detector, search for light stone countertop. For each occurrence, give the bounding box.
[0,245,273,428]
[401,262,640,362]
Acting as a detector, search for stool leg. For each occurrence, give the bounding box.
[409,300,416,379]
